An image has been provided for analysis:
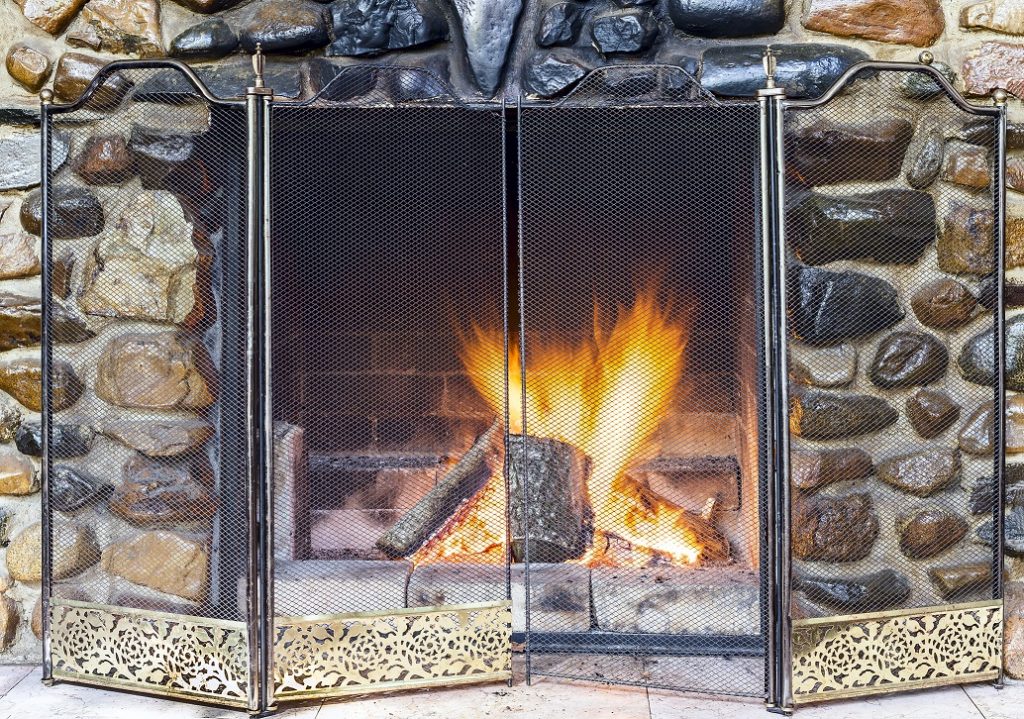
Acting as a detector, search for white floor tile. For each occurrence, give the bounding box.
[961,679,1024,719]
[0,667,31,699]
[648,689,768,719]
[793,685,983,719]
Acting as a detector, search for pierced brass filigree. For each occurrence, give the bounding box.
[50,599,249,707]
[272,600,512,700]
[791,601,1002,704]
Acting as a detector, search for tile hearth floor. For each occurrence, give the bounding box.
[0,664,1018,719]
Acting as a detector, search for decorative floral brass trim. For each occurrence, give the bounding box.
[791,600,1002,704]
[49,599,249,707]
[273,600,513,701]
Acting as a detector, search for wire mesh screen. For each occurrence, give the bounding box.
[782,69,1002,622]
[267,77,508,619]
[43,68,249,623]
[517,88,767,696]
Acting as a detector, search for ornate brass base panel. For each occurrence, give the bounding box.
[791,600,1002,704]
[49,599,250,707]
[272,600,512,701]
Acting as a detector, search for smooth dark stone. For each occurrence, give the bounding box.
[788,118,912,186]
[590,10,658,55]
[328,0,447,56]
[962,117,1024,150]
[790,390,898,440]
[536,2,585,47]
[239,1,331,53]
[958,314,1024,391]
[129,127,194,166]
[700,44,869,99]
[795,569,910,612]
[897,506,967,559]
[788,264,904,345]
[169,18,239,61]
[136,58,303,100]
[15,422,93,459]
[901,62,957,100]
[968,476,995,515]
[300,58,377,101]
[53,53,133,110]
[869,331,948,389]
[525,53,587,98]
[788,189,935,265]
[451,0,523,96]
[51,465,112,513]
[792,492,879,562]
[979,275,1024,310]
[20,186,103,239]
[110,455,218,527]
[791,447,873,492]
[906,389,960,439]
[906,129,944,190]
[383,62,451,102]
[938,202,995,276]
[959,402,995,455]
[910,278,977,330]
[73,135,135,186]
[877,449,960,497]
[667,0,783,38]
[929,562,991,600]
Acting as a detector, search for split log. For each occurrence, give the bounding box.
[508,434,593,563]
[632,482,732,564]
[376,420,502,558]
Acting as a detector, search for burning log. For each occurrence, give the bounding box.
[376,420,502,559]
[508,434,593,563]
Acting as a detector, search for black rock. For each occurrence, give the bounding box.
[795,569,910,612]
[906,129,944,190]
[15,422,93,459]
[958,314,1024,391]
[129,127,195,166]
[788,264,904,346]
[384,63,452,102]
[300,58,377,101]
[962,117,1024,151]
[451,0,524,96]
[975,508,1024,556]
[901,62,956,100]
[20,186,103,239]
[700,44,869,99]
[169,18,239,61]
[614,0,655,5]
[328,0,447,56]
[590,10,659,55]
[788,118,913,186]
[537,2,585,47]
[239,0,331,53]
[791,390,899,440]
[136,58,303,100]
[869,331,948,389]
[51,465,112,513]
[968,476,995,515]
[788,190,935,265]
[525,53,587,98]
[667,0,784,39]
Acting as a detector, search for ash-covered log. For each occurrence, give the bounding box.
[508,434,593,563]
[376,420,502,558]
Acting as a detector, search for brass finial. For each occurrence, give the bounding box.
[39,88,53,105]
[918,50,934,66]
[994,88,1008,106]
[252,43,265,89]
[763,46,777,89]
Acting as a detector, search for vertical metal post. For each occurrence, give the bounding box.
[993,87,1008,688]
[39,87,54,685]
[516,94,532,686]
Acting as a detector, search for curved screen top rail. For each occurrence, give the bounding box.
[783,59,1002,116]
[549,64,721,108]
[273,64,468,109]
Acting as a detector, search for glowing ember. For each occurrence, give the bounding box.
[411,288,726,567]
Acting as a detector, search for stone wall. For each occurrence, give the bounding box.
[0,0,1022,679]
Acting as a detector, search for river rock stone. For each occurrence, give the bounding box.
[0,294,93,351]
[869,331,948,389]
[69,0,163,58]
[31,598,41,639]
[20,185,103,239]
[791,447,873,491]
[902,62,957,100]
[329,0,447,56]
[5,43,51,92]
[897,506,967,559]
[788,265,904,345]
[906,389,960,439]
[167,0,242,12]
[930,562,991,600]
[239,0,330,53]
[73,135,135,185]
[942,141,990,190]
[0,233,40,280]
[1,130,68,192]
[910,278,977,330]
[790,343,856,388]
[0,401,20,443]
[14,0,86,35]
[962,0,1024,34]
[101,530,208,601]
[8,520,98,582]
[15,422,93,458]
[170,18,238,61]
[877,449,960,497]
[939,202,995,275]
[958,396,1024,455]
[0,447,35,495]
[788,118,913,186]
[700,44,868,99]
[975,509,1024,555]
[667,0,783,37]
[102,419,213,457]
[793,492,879,562]
[79,191,199,324]
[537,2,584,47]
[96,332,215,410]
[0,358,82,412]
[795,569,910,612]
[906,129,944,189]
[52,250,74,301]
[1009,157,1024,194]
[959,314,1024,390]
[111,454,218,526]
[790,391,898,440]
[803,0,945,46]
[451,0,523,96]
[51,465,112,512]
[963,41,1024,97]
[53,52,133,109]
[525,52,587,98]
[591,9,658,55]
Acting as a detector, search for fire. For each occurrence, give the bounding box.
[412,288,719,567]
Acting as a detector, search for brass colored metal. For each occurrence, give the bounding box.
[791,601,1003,704]
[272,601,513,701]
[49,599,250,708]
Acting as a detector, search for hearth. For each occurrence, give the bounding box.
[37,53,1008,715]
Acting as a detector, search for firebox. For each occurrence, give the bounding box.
[37,53,1008,715]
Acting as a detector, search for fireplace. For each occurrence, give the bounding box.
[37,54,1008,714]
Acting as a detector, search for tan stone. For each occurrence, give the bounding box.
[941,141,990,190]
[803,0,945,47]
[963,41,1024,97]
[0,357,83,412]
[0,447,37,495]
[0,233,41,280]
[6,520,99,582]
[0,596,17,652]
[96,332,215,410]
[1009,156,1024,194]
[70,0,163,59]
[13,0,87,35]
[1006,216,1024,268]
[100,530,208,601]
[31,596,42,639]
[102,419,213,457]
[5,44,52,92]
[1007,614,1024,678]
[961,0,1024,35]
